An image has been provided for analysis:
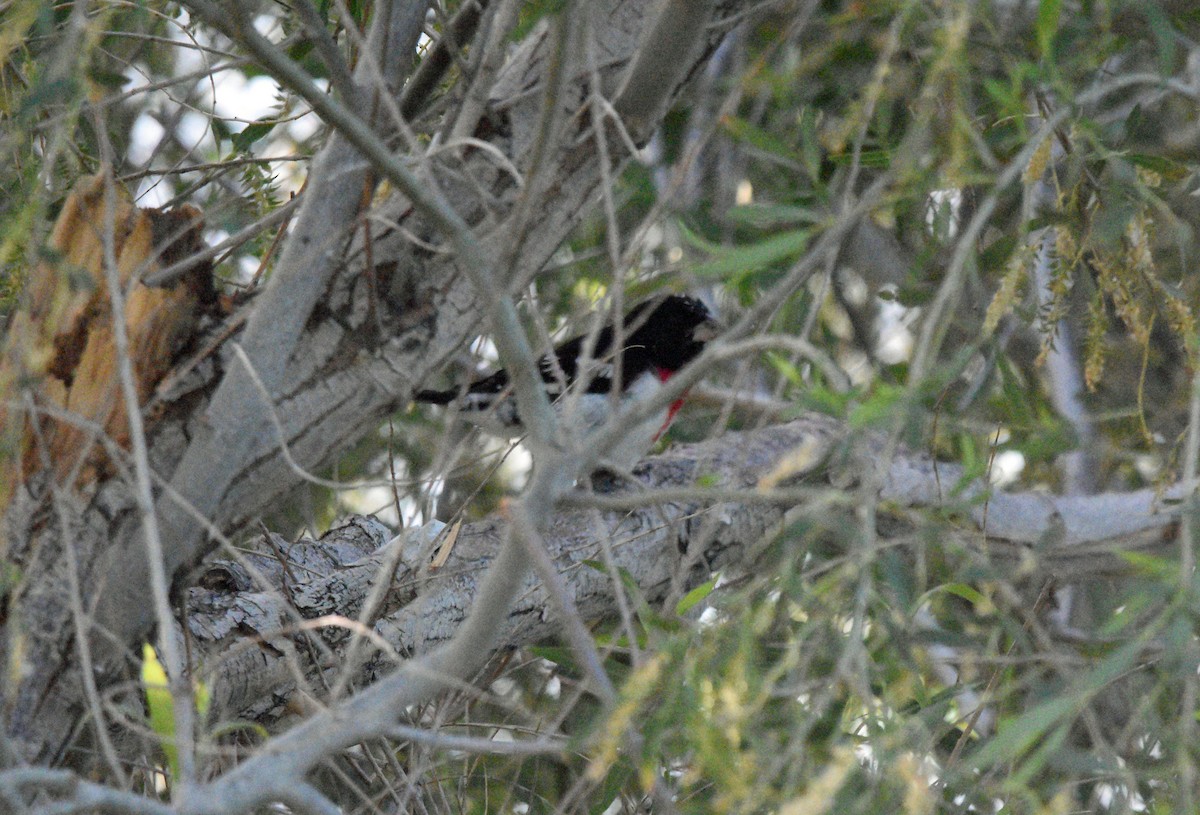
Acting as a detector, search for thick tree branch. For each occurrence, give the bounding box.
[134,0,432,634]
[615,0,715,129]
[2,0,756,765]
[186,415,1185,728]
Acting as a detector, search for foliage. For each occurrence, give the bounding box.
[4,0,1200,813]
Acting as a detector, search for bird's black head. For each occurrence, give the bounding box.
[624,294,720,373]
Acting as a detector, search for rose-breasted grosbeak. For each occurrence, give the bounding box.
[415,294,719,469]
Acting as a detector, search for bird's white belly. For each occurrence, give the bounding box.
[560,375,669,470]
[457,372,673,470]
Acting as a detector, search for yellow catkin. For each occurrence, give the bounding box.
[1024,134,1054,187]
[983,249,1028,337]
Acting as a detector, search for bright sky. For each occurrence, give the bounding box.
[125,11,320,208]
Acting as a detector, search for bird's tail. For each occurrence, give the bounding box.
[413,388,457,404]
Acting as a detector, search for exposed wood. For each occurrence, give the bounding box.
[0,173,212,497]
[0,0,755,764]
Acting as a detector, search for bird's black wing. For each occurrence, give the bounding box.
[414,304,667,405]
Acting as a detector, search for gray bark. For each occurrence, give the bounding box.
[186,415,1183,729]
[1,0,754,764]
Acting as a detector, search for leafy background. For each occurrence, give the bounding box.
[4,0,1200,812]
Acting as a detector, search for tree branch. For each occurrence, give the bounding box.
[186,415,1185,728]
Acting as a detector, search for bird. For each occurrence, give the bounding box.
[414,294,720,469]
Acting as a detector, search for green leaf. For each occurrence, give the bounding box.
[512,0,566,41]
[588,759,635,815]
[675,578,717,616]
[17,77,78,119]
[87,67,129,89]
[935,582,988,607]
[1116,550,1179,581]
[721,115,797,159]
[828,148,890,168]
[195,678,210,719]
[726,203,821,231]
[957,433,983,481]
[286,40,315,63]
[969,691,1068,770]
[848,384,905,428]
[981,77,1019,114]
[208,719,270,741]
[529,645,576,670]
[795,383,854,416]
[969,635,1144,771]
[142,644,178,781]
[231,120,276,152]
[766,351,803,386]
[0,562,22,596]
[1097,593,1154,637]
[797,106,822,180]
[1036,0,1062,58]
[1010,721,1070,787]
[1126,152,1190,182]
[688,228,810,280]
[1141,3,1177,75]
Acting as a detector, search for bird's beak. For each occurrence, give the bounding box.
[693,316,722,343]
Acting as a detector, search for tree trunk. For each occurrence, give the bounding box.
[1,0,752,764]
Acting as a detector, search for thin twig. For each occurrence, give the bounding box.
[509,501,618,705]
[21,393,128,785]
[141,195,300,286]
[92,160,196,787]
[386,724,568,756]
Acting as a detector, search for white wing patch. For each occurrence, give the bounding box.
[451,365,674,465]
[578,359,615,382]
[463,392,497,410]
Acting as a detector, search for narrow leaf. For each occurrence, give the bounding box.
[675,578,717,616]
[1036,0,1062,58]
[142,644,179,780]
[690,229,810,280]
[231,121,276,152]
